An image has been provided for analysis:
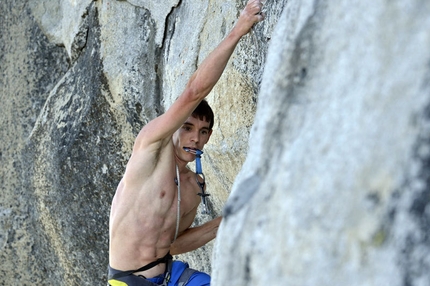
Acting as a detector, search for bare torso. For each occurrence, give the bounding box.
[109,139,201,278]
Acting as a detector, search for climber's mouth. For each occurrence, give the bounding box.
[183,147,202,155]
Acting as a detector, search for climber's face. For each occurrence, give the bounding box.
[172,116,212,163]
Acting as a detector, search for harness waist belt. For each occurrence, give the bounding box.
[109,252,173,280]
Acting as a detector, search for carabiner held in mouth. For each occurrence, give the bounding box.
[184,147,204,174]
[183,147,203,155]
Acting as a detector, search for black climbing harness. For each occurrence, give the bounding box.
[184,147,211,214]
[108,252,197,286]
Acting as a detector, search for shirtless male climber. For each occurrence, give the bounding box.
[108,1,265,285]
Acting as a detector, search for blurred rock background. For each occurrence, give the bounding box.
[1,0,429,285]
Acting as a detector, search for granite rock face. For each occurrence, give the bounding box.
[1,0,429,285]
[213,1,430,285]
[1,0,276,284]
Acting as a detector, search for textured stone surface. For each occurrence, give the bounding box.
[1,0,276,284]
[118,0,180,47]
[1,1,70,284]
[1,0,430,285]
[213,0,430,285]
[29,0,94,60]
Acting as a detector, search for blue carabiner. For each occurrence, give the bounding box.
[189,149,210,214]
[195,150,203,175]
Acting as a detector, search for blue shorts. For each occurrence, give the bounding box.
[108,261,210,286]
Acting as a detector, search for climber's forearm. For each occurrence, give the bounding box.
[170,217,222,255]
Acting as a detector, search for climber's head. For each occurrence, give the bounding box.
[190,99,214,131]
[172,100,214,163]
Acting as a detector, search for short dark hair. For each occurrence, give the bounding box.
[191,99,214,130]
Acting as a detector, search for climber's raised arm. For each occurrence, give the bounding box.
[133,0,265,150]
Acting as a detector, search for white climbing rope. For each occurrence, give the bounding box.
[173,164,181,242]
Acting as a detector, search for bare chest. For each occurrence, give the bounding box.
[177,172,202,212]
[174,171,202,229]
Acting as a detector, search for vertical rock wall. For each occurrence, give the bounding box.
[213,0,430,285]
[1,1,70,284]
[1,0,429,285]
[0,0,279,284]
